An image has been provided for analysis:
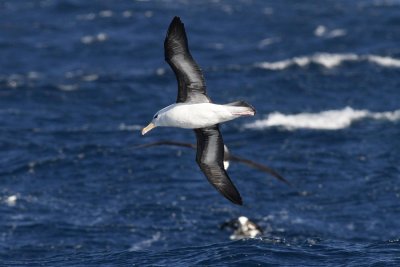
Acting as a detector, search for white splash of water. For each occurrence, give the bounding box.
[314,25,327,37]
[258,37,280,49]
[366,55,400,68]
[314,25,346,38]
[327,29,347,38]
[129,232,161,251]
[81,33,108,45]
[257,53,400,70]
[244,107,400,130]
[4,195,18,206]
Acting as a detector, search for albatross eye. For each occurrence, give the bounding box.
[153,114,158,119]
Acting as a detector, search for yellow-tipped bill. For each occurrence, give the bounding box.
[142,122,156,135]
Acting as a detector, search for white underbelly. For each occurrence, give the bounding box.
[165,103,243,129]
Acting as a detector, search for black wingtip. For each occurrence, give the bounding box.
[172,16,181,24]
[235,197,243,206]
[224,195,243,205]
[218,186,243,205]
[165,16,188,59]
[168,16,184,33]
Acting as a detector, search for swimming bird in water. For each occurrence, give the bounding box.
[142,17,256,205]
[135,141,290,185]
[220,216,263,240]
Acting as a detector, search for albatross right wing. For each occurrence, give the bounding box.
[194,125,242,205]
[164,16,210,104]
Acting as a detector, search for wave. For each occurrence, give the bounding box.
[244,107,400,130]
[129,232,162,251]
[257,53,400,70]
[314,25,347,38]
[81,33,108,45]
[1,195,18,206]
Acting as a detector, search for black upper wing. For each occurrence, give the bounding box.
[194,125,242,205]
[164,17,210,103]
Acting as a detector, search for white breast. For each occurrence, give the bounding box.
[158,103,244,129]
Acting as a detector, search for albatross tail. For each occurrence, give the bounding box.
[226,101,256,116]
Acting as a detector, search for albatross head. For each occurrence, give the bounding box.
[142,112,161,135]
[142,104,179,135]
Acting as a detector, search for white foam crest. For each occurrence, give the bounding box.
[366,55,400,67]
[327,29,347,38]
[314,25,346,38]
[129,232,161,251]
[81,33,108,44]
[258,37,280,49]
[257,53,400,70]
[2,195,18,206]
[258,53,359,70]
[314,25,327,37]
[368,110,400,121]
[312,53,358,68]
[244,107,400,130]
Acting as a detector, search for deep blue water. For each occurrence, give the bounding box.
[1,0,400,266]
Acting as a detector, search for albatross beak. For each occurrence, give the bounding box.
[142,123,156,135]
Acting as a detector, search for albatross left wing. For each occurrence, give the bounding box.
[194,125,242,205]
[164,16,210,104]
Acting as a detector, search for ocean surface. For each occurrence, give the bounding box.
[1,0,400,266]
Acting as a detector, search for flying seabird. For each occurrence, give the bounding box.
[220,216,263,240]
[135,141,290,185]
[142,16,256,205]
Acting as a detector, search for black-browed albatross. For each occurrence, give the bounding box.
[142,16,256,205]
